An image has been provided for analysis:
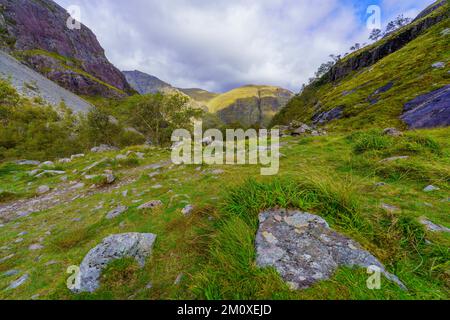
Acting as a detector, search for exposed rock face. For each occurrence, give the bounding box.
[414,0,447,21]
[216,87,294,127]
[0,51,91,112]
[74,233,157,293]
[401,85,450,129]
[122,70,172,94]
[312,106,344,125]
[326,6,447,83]
[0,0,133,97]
[255,209,405,290]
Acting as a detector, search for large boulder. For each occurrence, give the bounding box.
[255,209,405,290]
[401,85,450,129]
[73,233,157,293]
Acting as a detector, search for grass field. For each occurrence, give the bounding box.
[0,128,448,300]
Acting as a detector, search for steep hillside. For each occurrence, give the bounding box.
[272,1,449,131]
[178,88,219,104]
[122,70,172,94]
[207,85,294,127]
[0,50,91,112]
[0,0,133,98]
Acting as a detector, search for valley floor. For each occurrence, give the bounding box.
[0,128,449,300]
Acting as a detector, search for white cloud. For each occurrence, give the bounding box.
[54,0,433,92]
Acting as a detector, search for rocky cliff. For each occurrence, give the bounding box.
[0,0,133,98]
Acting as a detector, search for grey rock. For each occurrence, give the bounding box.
[174,273,184,285]
[3,270,20,277]
[0,254,15,263]
[116,154,128,160]
[380,156,409,163]
[442,28,450,36]
[73,233,157,293]
[39,161,55,168]
[106,206,128,220]
[91,145,119,153]
[138,200,163,210]
[71,154,85,160]
[255,209,405,290]
[431,62,445,69]
[401,85,450,129]
[312,106,344,124]
[58,158,72,164]
[36,185,50,195]
[70,182,85,190]
[423,185,440,192]
[29,243,44,251]
[181,205,194,216]
[381,203,400,213]
[7,274,29,290]
[420,218,450,233]
[16,160,40,166]
[383,128,403,137]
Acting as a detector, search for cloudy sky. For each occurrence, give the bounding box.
[55,0,434,93]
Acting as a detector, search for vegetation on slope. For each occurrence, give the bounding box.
[0,127,448,300]
[271,2,449,131]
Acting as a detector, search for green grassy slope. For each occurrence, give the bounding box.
[271,2,449,131]
[0,128,448,300]
[178,88,219,104]
[207,85,292,113]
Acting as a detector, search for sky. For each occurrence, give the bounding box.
[55,0,435,93]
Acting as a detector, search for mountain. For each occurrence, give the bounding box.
[207,85,294,127]
[271,0,449,130]
[0,50,91,112]
[122,70,172,94]
[0,0,133,98]
[178,88,219,104]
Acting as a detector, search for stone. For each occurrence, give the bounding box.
[383,128,403,137]
[7,274,29,290]
[58,158,71,164]
[423,185,440,192]
[401,85,450,129]
[138,200,163,210]
[381,203,400,213]
[211,169,224,175]
[106,206,128,219]
[379,156,409,163]
[36,185,50,195]
[148,171,159,178]
[39,161,54,168]
[104,172,116,184]
[116,154,128,160]
[91,144,119,153]
[419,218,450,233]
[71,154,85,160]
[15,238,24,243]
[146,282,153,289]
[122,190,128,197]
[181,205,194,216]
[431,62,445,69]
[255,209,405,290]
[442,28,450,36]
[375,182,387,187]
[70,183,85,190]
[3,270,20,277]
[152,184,163,189]
[312,106,344,125]
[135,152,145,159]
[29,243,44,251]
[174,273,184,285]
[73,233,157,293]
[16,160,40,166]
[0,254,15,263]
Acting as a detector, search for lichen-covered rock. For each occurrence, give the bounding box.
[106,206,128,219]
[255,209,405,290]
[138,200,163,210]
[73,233,157,293]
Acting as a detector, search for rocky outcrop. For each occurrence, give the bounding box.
[0,0,133,97]
[74,233,157,293]
[0,50,91,112]
[401,85,450,129]
[326,4,448,83]
[123,70,172,94]
[255,209,405,290]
